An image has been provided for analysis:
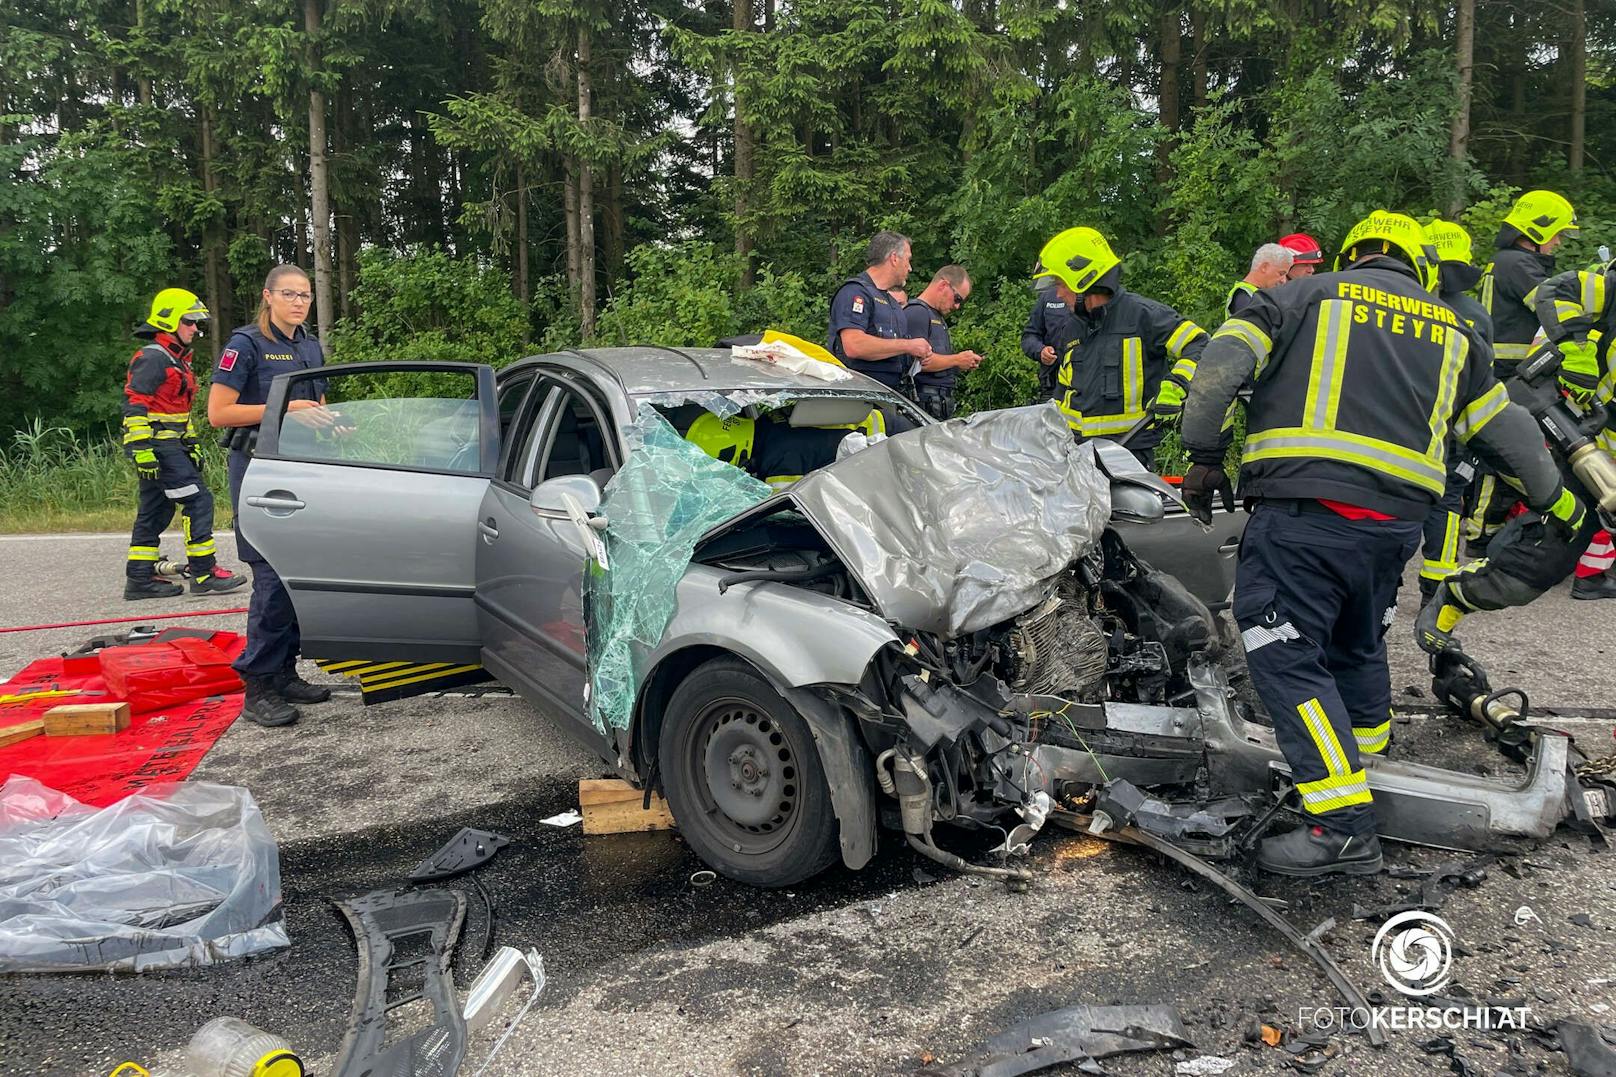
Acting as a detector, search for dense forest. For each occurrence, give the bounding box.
[4,0,1615,438]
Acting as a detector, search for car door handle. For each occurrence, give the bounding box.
[479,518,500,543]
[1218,538,1241,554]
[245,494,306,512]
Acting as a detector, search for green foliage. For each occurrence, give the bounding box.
[330,248,531,367]
[591,242,742,347]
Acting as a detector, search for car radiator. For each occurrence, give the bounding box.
[1005,595,1109,699]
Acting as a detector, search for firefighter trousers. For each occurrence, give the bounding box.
[127,446,216,580]
[1233,502,1422,836]
[1419,452,1471,598]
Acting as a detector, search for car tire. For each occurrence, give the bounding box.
[658,657,841,887]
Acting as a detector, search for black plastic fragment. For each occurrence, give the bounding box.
[408,827,511,882]
[924,1004,1191,1077]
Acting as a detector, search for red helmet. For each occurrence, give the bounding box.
[1279,233,1324,264]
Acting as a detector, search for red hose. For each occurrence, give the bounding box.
[0,607,248,634]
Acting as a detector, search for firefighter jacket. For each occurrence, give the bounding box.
[122,333,197,459]
[1441,288,1492,347]
[1534,265,1616,454]
[1054,289,1206,439]
[1181,259,1564,521]
[1480,239,1557,368]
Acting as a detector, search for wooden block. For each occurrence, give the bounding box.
[0,720,44,747]
[43,702,131,737]
[578,777,677,835]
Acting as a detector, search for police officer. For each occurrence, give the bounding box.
[1417,255,1616,642]
[1464,191,1582,553]
[827,231,932,390]
[903,266,983,420]
[1032,227,1209,470]
[122,288,246,600]
[206,264,334,727]
[1226,244,1295,318]
[1181,211,1575,876]
[1022,292,1072,403]
[1414,219,1493,603]
[1279,233,1324,279]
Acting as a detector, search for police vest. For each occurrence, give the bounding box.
[1237,267,1501,520]
[905,299,957,389]
[1479,246,1556,365]
[827,273,907,382]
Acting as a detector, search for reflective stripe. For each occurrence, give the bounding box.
[1522,285,1539,309]
[186,540,217,556]
[1480,267,1494,313]
[1419,511,1461,583]
[1303,299,1350,431]
[122,416,152,427]
[146,411,190,421]
[1426,323,1469,458]
[1555,300,1583,321]
[1166,320,1203,357]
[1298,769,1373,812]
[163,484,200,500]
[1243,427,1446,494]
[1122,337,1144,417]
[1213,318,1273,362]
[153,430,184,439]
[127,546,160,561]
[1241,621,1300,652]
[1493,342,1533,360]
[1170,356,1198,383]
[1453,382,1509,440]
[1075,411,1147,437]
[1584,271,1607,315]
[123,429,153,444]
[1353,720,1392,754]
[1298,697,1350,778]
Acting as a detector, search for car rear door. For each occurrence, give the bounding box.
[239,361,498,663]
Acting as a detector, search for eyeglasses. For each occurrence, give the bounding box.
[275,289,314,303]
[943,280,966,308]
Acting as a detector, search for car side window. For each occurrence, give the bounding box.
[495,372,536,478]
[273,366,483,474]
[537,383,615,486]
[501,382,557,488]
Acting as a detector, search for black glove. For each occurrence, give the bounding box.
[182,436,203,468]
[1181,462,1234,525]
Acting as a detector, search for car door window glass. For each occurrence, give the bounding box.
[539,386,614,485]
[501,379,556,487]
[276,367,483,473]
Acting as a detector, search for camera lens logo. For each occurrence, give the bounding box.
[1372,911,1455,996]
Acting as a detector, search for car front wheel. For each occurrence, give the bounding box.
[658,657,841,887]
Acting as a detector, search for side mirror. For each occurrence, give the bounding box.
[530,475,602,520]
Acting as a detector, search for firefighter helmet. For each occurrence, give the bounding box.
[140,288,209,335]
[1336,211,1440,293]
[1424,219,1475,266]
[1033,228,1122,296]
[1279,233,1324,265]
[1502,190,1579,246]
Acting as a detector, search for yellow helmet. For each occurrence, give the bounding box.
[685,413,756,468]
[1424,219,1474,265]
[140,288,209,334]
[1033,228,1121,295]
[1335,211,1440,292]
[1502,190,1578,245]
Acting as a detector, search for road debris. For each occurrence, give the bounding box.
[925,1004,1191,1077]
[408,827,511,881]
[540,809,583,827]
[1513,905,1542,926]
[1175,1056,1237,1075]
[1558,1019,1616,1077]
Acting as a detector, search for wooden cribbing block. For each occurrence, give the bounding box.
[0,720,44,747]
[578,778,677,835]
[43,702,131,736]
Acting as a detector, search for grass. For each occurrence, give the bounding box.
[0,420,234,534]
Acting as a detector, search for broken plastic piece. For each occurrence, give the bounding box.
[927,1004,1191,1077]
[1175,1058,1236,1076]
[463,945,546,1076]
[407,827,510,882]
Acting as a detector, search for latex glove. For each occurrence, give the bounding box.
[132,447,159,482]
[1180,462,1234,525]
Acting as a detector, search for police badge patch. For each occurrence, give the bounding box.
[852,296,865,314]
[219,348,239,371]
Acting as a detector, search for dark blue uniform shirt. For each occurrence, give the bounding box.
[827,272,908,387]
[903,299,957,390]
[213,322,326,418]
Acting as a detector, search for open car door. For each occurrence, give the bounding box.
[238,361,498,697]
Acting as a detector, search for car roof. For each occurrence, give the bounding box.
[509,346,893,397]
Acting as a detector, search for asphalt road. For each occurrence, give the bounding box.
[0,531,1612,1077]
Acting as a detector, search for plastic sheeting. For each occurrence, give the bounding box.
[0,777,289,972]
[788,403,1112,638]
[585,404,774,731]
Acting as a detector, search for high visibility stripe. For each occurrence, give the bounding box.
[1522,285,1539,309]
[1584,271,1607,315]
[1303,300,1350,431]
[1440,509,1460,566]
[361,663,483,693]
[1298,770,1374,812]
[1463,474,1496,541]
[186,540,216,556]
[1453,382,1509,441]
[162,483,200,499]
[1122,337,1143,417]
[146,411,190,421]
[122,416,152,428]
[1480,268,1494,313]
[1426,324,1469,458]
[1555,300,1583,322]
[153,430,184,439]
[1298,697,1351,778]
[123,430,153,444]
[1170,356,1198,383]
[1352,720,1392,754]
[1166,320,1203,357]
[1076,411,1147,437]
[1213,318,1273,362]
[1493,342,1533,360]
[127,546,160,561]
[1243,427,1446,493]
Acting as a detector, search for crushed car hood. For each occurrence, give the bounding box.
[786,403,1112,637]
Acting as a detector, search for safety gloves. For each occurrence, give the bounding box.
[1151,379,1187,420]
[1539,485,1588,540]
[1180,462,1235,525]
[132,447,159,482]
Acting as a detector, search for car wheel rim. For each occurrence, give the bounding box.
[693,697,799,851]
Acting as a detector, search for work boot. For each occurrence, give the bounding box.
[241,678,299,727]
[1257,824,1383,877]
[1571,574,1616,601]
[273,664,331,704]
[1414,581,1467,654]
[125,578,183,600]
[190,566,247,595]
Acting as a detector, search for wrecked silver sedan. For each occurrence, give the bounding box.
[238,348,1615,886]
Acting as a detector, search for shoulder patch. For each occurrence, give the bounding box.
[852,295,865,314]
[219,348,239,371]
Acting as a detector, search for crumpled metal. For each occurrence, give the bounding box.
[788,403,1112,637]
[585,404,774,730]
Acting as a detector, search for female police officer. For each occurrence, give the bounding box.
[207,264,334,727]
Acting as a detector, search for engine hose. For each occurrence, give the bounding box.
[906,834,1033,881]
[874,748,897,796]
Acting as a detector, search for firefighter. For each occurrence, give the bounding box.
[903,265,983,420]
[1279,233,1324,279]
[827,231,932,391]
[1415,219,1493,603]
[1226,243,1295,318]
[1032,227,1208,470]
[1022,292,1073,403]
[1181,211,1575,876]
[122,289,246,600]
[1417,257,1616,642]
[1464,191,1581,553]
